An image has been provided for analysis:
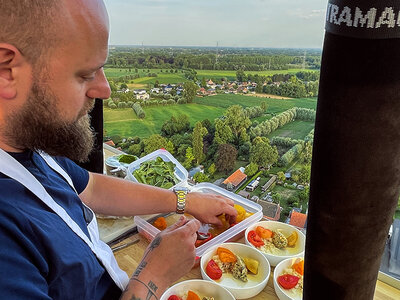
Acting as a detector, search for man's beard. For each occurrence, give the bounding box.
[3,80,95,162]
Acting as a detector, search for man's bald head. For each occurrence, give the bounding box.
[0,0,64,66]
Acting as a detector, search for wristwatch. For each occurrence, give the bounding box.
[173,186,189,214]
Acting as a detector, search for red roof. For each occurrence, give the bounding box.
[105,140,115,147]
[289,211,307,228]
[223,169,247,187]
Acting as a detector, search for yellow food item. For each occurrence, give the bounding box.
[286,231,298,247]
[234,204,246,222]
[243,257,259,274]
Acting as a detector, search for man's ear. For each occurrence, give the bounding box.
[0,44,25,100]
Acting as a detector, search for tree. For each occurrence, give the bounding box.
[183,81,198,103]
[143,134,168,154]
[207,163,216,176]
[245,162,258,177]
[215,144,237,174]
[201,77,207,88]
[120,83,128,90]
[183,147,195,169]
[250,137,278,169]
[213,119,233,145]
[298,164,311,184]
[192,122,208,165]
[236,69,245,82]
[277,171,286,182]
[224,105,251,145]
[193,172,209,183]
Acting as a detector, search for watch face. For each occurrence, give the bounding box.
[174,187,189,193]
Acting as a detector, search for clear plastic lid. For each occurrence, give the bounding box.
[134,183,263,257]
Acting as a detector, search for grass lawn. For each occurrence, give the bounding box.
[104,68,188,84]
[267,120,315,140]
[104,104,225,138]
[194,94,317,113]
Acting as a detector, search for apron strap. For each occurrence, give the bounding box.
[0,149,128,290]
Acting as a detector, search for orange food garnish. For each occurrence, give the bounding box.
[153,217,167,230]
[217,247,237,263]
[292,259,304,275]
[187,290,200,300]
[256,226,273,239]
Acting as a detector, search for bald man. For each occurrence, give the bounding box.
[0,1,236,299]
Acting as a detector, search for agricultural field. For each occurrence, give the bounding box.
[104,94,316,139]
[195,94,317,113]
[104,103,225,138]
[267,120,314,140]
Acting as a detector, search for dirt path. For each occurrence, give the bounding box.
[245,93,292,100]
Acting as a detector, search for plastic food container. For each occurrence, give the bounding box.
[126,149,188,189]
[134,182,263,259]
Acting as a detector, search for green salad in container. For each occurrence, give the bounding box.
[133,157,179,189]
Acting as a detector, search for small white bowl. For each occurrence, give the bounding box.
[160,279,235,300]
[244,220,305,266]
[273,257,304,300]
[200,242,270,299]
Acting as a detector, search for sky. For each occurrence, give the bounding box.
[103,0,327,49]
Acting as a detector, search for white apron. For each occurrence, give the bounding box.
[0,149,129,291]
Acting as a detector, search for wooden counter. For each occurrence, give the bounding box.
[113,234,400,300]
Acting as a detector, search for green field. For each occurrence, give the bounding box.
[267,120,314,140]
[104,94,317,138]
[194,94,317,113]
[105,68,319,84]
[104,104,225,138]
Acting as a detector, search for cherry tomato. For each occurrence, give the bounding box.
[167,295,182,300]
[247,230,265,247]
[195,233,213,247]
[277,274,300,289]
[206,259,222,280]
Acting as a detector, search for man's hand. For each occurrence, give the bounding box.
[185,192,238,226]
[120,216,200,300]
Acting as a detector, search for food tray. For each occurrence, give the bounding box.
[134,183,263,258]
[126,149,188,189]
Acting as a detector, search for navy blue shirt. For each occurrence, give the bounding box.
[0,151,122,299]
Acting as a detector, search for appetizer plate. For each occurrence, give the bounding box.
[273,257,304,300]
[160,279,235,300]
[244,220,305,267]
[200,242,270,299]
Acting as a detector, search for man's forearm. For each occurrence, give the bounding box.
[79,172,177,216]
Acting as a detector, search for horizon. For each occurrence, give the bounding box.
[108,44,323,50]
[104,0,327,49]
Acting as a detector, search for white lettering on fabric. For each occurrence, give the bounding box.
[353,7,377,28]
[375,7,396,28]
[337,6,353,26]
[326,4,400,29]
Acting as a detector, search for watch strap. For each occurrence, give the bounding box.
[175,189,187,214]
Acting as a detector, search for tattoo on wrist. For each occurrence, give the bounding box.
[149,236,161,250]
[129,278,159,300]
[133,261,147,277]
[148,280,158,293]
[143,235,162,260]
